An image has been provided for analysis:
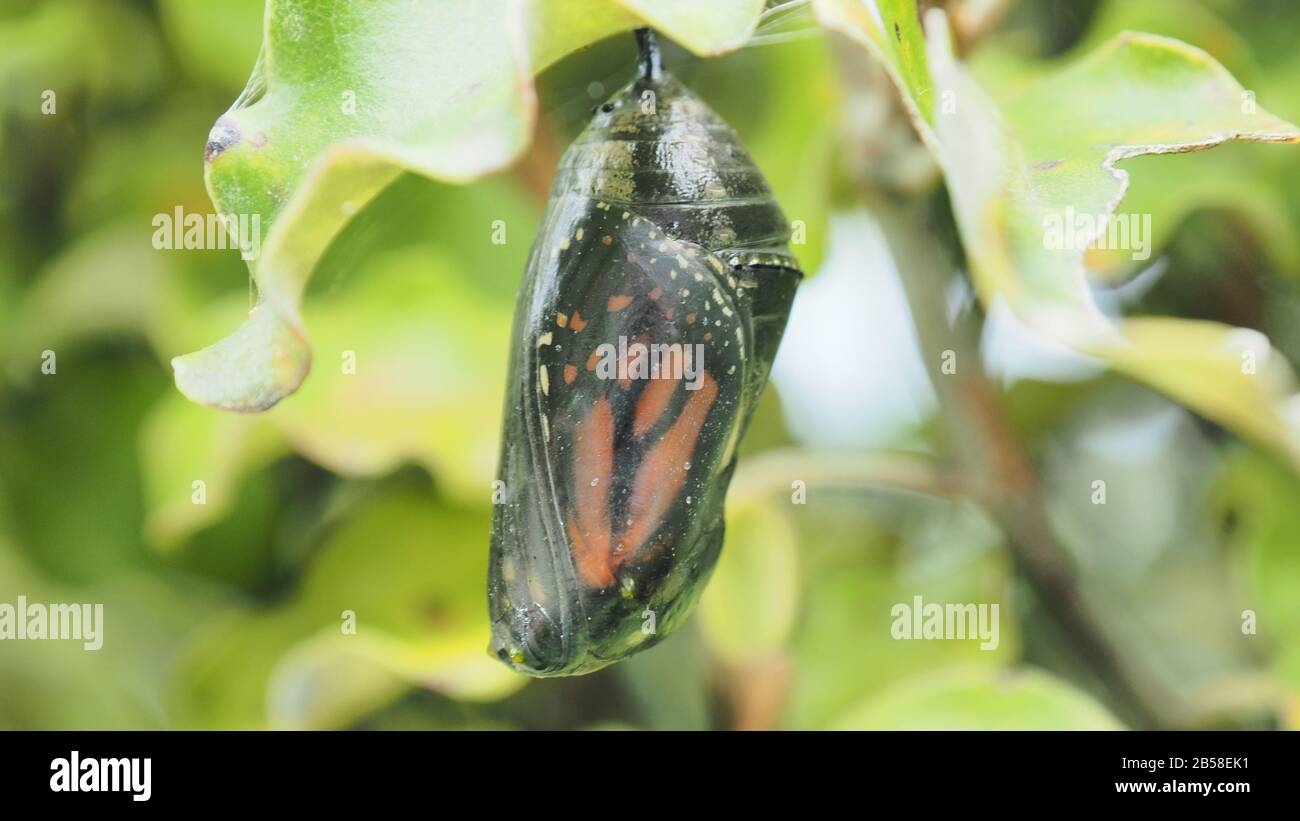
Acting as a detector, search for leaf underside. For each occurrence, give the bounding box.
[173,0,769,412]
[818,0,1300,468]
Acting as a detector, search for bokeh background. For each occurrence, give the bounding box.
[3,0,1300,729]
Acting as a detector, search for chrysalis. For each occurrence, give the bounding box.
[489,30,802,676]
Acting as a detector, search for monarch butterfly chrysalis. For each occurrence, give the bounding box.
[488,29,802,676]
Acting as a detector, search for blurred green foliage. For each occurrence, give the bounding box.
[2,0,1300,730]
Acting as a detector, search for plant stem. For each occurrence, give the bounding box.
[874,192,1180,728]
[729,447,968,507]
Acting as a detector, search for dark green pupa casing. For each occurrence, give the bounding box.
[488,50,802,677]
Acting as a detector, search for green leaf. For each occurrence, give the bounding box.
[699,447,965,670]
[823,1,1300,469]
[782,495,1016,728]
[527,0,641,70]
[169,484,522,729]
[1071,0,1262,84]
[0,542,219,729]
[1077,146,1300,280]
[1040,387,1280,727]
[173,0,539,411]
[616,628,713,730]
[1101,318,1300,460]
[613,0,765,56]
[144,176,530,543]
[172,301,314,412]
[266,245,513,500]
[173,0,774,412]
[268,630,517,730]
[969,0,1300,281]
[697,502,800,665]
[0,0,163,112]
[814,0,938,146]
[266,635,413,731]
[5,223,174,363]
[967,0,1300,283]
[140,391,285,550]
[0,353,162,583]
[927,23,1298,327]
[829,666,1124,730]
[1213,448,1300,725]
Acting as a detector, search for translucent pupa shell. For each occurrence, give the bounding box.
[489,35,802,676]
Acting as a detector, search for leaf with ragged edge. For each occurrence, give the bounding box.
[818,0,1300,468]
[970,0,1300,282]
[1075,145,1300,281]
[173,0,770,413]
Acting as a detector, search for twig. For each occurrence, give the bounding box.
[729,447,969,506]
[873,192,1181,728]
